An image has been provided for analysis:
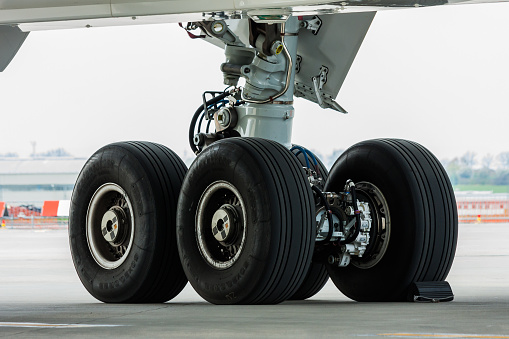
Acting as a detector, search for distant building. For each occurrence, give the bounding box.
[0,157,86,206]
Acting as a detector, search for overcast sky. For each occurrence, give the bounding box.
[1,3,508,166]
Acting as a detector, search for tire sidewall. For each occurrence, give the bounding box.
[177,141,281,304]
[69,145,157,302]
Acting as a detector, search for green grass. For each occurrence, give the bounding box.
[453,184,509,193]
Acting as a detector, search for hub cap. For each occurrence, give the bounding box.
[211,205,238,243]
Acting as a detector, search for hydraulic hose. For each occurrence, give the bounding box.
[312,185,334,243]
[188,91,230,154]
[342,183,362,244]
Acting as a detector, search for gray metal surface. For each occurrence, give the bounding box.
[0,224,508,337]
[294,12,376,110]
[0,25,28,72]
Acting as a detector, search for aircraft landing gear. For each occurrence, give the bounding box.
[69,15,457,305]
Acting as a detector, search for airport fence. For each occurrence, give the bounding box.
[0,216,68,230]
[1,192,508,229]
[456,192,509,223]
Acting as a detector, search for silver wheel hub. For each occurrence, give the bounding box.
[86,183,134,270]
[196,181,246,270]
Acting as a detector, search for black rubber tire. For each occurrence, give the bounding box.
[69,141,188,303]
[289,146,329,300]
[177,137,315,304]
[324,139,458,301]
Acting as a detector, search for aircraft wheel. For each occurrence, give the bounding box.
[289,147,329,300]
[325,139,458,301]
[69,142,188,303]
[177,138,315,304]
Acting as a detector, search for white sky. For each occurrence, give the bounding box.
[1,3,508,165]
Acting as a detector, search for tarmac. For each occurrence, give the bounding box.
[0,223,508,338]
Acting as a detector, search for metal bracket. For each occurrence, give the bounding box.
[296,55,302,73]
[295,82,347,114]
[195,20,244,46]
[312,67,327,108]
[313,66,328,91]
[247,9,291,24]
[300,66,347,113]
[302,16,322,35]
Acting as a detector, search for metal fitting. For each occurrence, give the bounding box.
[211,21,226,35]
[214,107,238,132]
[216,107,231,127]
[193,133,204,147]
[271,41,284,55]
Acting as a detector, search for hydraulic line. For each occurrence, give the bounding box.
[241,22,293,104]
[197,100,228,135]
[189,91,230,154]
[342,182,362,244]
[290,145,310,169]
[312,185,334,243]
[291,146,321,176]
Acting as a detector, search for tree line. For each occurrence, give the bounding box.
[314,149,509,187]
[442,152,509,186]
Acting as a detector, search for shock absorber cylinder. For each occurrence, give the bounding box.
[233,16,300,148]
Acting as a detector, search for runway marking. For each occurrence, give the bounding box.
[378,334,509,338]
[0,322,123,329]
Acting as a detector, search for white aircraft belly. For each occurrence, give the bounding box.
[1,0,509,31]
[0,1,111,24]
[0,0,338,26]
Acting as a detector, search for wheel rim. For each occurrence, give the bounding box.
[195,181,247,270]
[86,183,135,270]
[351,181,391,269]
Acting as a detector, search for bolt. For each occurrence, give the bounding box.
[193,134,204,146]
[271,41,284,55]
[212,21,225,34]
[216,108,230,127]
